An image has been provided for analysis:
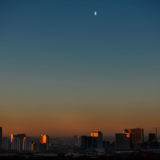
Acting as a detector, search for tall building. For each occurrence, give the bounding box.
[74,135,81,147]
[40,134,49,144]
[24,137,35,152]
[11,134,26,152]
[2,137,10,151]
[0,127,2,150]
[148,133,157,142]
[115,133,131,151]
[123,128,144,143]
[80,136,98,149]
[90,130,103,148]
[39,134,49,152]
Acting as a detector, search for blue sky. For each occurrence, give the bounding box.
[0,0,160,136]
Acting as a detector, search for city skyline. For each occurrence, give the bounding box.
[1,0,160,136]
[0,126,160,159]
[0,126,157,151]
[1,125,159,137]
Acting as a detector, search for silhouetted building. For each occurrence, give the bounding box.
[74,135,81,147]
[123,128,144,143]
[80,136,98,149]
[0,127,2,150]
[115,133,131,151]
[91,130,103,148]
[11,134,26,152]
[148,133,157,142]
[2,137,10,151]
[24,137,34,152]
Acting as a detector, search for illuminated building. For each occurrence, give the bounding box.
[91,130,103,138]
[0,127,2,150]
[40,134,49,144]
[11,134,14,143]
[39,134,49,152]
[79,130,104,149]
[91,130,103,148]
[115,133,131,151]
[11,134,26,152]
[123,128,144,143]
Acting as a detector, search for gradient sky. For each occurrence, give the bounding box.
[0,0,160,136]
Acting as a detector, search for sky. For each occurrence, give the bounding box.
[0,0,160,136]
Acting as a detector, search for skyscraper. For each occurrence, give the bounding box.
[74,135,81,147]
[80,136,98,149]
[39,134,49,152]
[11,134,26,152]
[115,133,131,151]
[40,134,48,144]
[148,133,157,142]
[123,128,144,143]
[24,137,35,152]
[90,130,103,148]
[0,127,2,150]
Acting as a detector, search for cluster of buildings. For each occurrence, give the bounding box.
[115,128,144,150]
[0,126,159,154]
[0,127,49,152]
[115,128,159,151]
[74,128,159,154]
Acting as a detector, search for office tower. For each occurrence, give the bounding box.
[2,137,10,151]
[40,134,48,144]
[11,134,26,152]
[11,134,14,143]
[123,128,144,143]
[0,127,2,150]
[115,133,131,151]
[80,136,89,149]
[39,134,49,152]
[148,133,157,142]
[24,137,35,152]
[80,136,98,149]
[91,130,103,148]
[74,135,81,147]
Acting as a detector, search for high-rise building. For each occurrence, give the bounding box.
[74,135,81,147]
[39,134,49,152]
[11,134,14,143]
[40,134,48,144]
[11,134,26,152]
[0,127,2,150]
[115,133,131,151]
[90,130,103,148]
[2,137,10,151]
[123,128,144,143]
[24,137,35,152]
[148,133,157,142]
[80,136,98,149]
[79,130,104,149]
